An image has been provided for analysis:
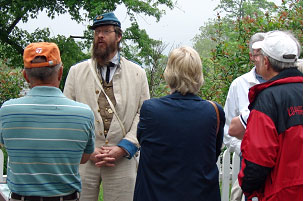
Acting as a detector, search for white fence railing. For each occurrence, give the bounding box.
[217,149,241,201]
[0,149,240,201]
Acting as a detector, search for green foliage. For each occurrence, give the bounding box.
[0,61,25,106]
[193,20,218,58]
[195,0,303,106]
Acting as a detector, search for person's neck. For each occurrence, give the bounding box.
[264,71,279,81]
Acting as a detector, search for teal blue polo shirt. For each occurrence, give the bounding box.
[0,86,95,196]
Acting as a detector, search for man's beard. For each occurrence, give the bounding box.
[93,39,117,66]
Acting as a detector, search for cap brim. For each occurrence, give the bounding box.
[252,41,263,50]
[89,21,120,30]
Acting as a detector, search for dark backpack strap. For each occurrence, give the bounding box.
[207,100,220,136]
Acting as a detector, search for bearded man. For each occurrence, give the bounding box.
[64,12,150,201]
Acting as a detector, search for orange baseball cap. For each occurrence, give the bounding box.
[23,42,61,68]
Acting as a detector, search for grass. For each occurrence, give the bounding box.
[98,184,103,201]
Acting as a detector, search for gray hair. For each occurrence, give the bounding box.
[25,63,62,82]
[249,32,265,53]
[295,59,303,73]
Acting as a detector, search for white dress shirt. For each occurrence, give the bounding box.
[223,67,262,156]
[100,52,119,82]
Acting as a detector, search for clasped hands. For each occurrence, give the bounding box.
[90,146,127,167]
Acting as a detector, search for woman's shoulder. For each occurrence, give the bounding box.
[143,97,162,107]
[142,96,172,111]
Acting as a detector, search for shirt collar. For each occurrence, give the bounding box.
[254,69,266,83]
[27,86,65,97]
[110,52,120,66]
[245,67,263,84]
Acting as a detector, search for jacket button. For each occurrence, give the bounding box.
[95,90,99,94]
[105,139,109,144]
[96,120,100,123]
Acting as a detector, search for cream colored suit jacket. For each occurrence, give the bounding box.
[64,57,150,148]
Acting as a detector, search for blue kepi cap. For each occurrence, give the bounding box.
[90,12,121,30]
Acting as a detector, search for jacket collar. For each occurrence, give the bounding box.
[244,67,260,85]
[248,68,303,106]
[166,91,202,101]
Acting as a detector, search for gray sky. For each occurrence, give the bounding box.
[20,0,281,53]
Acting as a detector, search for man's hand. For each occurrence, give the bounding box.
[94,146,127,167]
[89,147,103,164]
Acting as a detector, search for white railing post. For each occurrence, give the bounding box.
[231,152,240,184]
[221,149,231,201]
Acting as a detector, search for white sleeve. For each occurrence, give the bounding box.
[223,82,242,156]
[239,109,250,128]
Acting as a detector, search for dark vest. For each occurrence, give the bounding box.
[98,80,116,137]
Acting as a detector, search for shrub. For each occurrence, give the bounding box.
[0,61,25,107]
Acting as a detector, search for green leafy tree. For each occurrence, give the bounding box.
[215,0,277,19]
[145,42,170,97]
[192,20,218,58]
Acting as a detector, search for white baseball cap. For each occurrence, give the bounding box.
[252,31,299,63]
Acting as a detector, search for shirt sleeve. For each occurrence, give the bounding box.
[223,81,242,155]
[239,109,250,128]
[121,67,150,149]
[118,139,139,159]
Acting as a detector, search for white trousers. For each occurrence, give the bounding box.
[79,157,137,201]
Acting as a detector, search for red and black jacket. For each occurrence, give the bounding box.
[238,68,303,200]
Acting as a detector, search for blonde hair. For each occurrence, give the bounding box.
[164,46,204,95]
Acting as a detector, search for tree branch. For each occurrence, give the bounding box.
[69,35,93,40]
[0,29,24,55]
[7,8,29,34]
